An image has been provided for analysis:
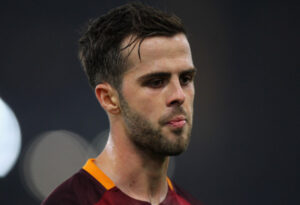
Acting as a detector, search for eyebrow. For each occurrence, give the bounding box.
[137,68,197,83]
[137,72,170,83]
[180,68,197,76]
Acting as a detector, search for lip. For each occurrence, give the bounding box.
[166,115,187,128]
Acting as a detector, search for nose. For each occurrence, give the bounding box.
[166,79,185,107]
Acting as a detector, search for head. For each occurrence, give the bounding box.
[79,3,195,156]
[78,2,186,90]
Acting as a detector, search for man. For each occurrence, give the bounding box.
[43,2,201,205]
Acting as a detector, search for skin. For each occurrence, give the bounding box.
[94,33,195,204]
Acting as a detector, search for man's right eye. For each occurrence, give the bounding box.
[145,79,166,88]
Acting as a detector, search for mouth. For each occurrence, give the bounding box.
[166,116,187,129]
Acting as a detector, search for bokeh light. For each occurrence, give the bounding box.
[0,97,21,177]
[21,130,89,201]
[87,129,109,157]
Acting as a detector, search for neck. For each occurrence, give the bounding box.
[95,123,170,204]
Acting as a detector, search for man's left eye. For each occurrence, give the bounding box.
[180,75,193,86]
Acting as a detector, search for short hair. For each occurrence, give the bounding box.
[78,2,186,90]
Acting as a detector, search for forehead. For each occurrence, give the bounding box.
[121,33,194,75]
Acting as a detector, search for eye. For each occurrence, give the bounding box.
[180,73,194,86]
[144,78,166,88]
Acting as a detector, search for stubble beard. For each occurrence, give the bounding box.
[118,93,193,156]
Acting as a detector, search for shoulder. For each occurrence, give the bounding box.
[173,182,204,205]
[42,169,106,205]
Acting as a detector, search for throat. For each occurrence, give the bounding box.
[121,173,169,204]
[95,133,171,203]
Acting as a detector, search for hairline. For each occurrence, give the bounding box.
[112,31,187,93]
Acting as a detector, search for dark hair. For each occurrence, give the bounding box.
[78,2,186,89]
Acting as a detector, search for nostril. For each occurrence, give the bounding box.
[168,99,184,107]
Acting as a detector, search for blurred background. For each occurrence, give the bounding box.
[0,0,298,204]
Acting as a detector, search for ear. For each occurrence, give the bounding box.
[95,83,120,114]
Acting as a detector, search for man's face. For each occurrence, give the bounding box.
[119,33,195,156]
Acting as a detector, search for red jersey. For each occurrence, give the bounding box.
[42,159,202,205]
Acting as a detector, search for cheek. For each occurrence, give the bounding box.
[134,95,162,119]
[122,85,162,120]
[185,87,195,111]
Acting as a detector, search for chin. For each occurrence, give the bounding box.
[158,135,190,156]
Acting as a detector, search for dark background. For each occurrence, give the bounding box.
[0,0,298,204]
